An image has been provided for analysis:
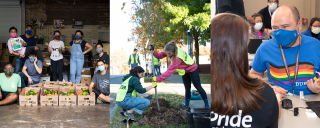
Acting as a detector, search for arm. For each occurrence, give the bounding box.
[22,66,31,79]
[84,43,93,54]
[249,69,264,78]
[47,42,52,53]
[17,87,21,95]
[131,78,147,93]
[153,50,167,59]
[0,87,2,99]
[89,82,95,94]
[156,58,182,82]
[34,59,42,74]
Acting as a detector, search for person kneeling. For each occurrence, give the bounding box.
[89,60,110,103]
[18,50,42,89]
[116,66,157,120]
[0,62,21,105]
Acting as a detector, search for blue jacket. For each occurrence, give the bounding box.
[301,27,320,38]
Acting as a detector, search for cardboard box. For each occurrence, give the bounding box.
[19,87,41,106]
[29,83,43,89]
[44,81,59,85]
[40,85,59,106]
[2,55,9,62]
[40,77,50,84]
[81,68,91,75]
[2,48,10,55]
[58,82,73,87]
[76,85,95,106]
[81,75,92,85]
[59,86,77,106]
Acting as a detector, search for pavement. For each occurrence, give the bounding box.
[110,74,211,121]
[0,103,109,128]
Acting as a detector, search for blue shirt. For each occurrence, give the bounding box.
[252,35,320,95]
[24,59,43,82]
[20,35,36,47]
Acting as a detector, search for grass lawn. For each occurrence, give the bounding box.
[110,94,188,128]
[199,74,210,84]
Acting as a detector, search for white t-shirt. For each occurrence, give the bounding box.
[49,40,65,61]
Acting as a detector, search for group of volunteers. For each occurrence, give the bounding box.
[0,25,110,105]
[116,42,210,119]
[210,1,320,128]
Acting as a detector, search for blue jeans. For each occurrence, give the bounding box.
[15,57,26,73]
[117,93,150,115]
[154,65,160,76]
[131,65,137,68]
[70,57,84,84]
[18,72,39,89]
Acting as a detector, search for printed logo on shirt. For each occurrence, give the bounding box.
[98,79,109,89]
[269,62,314,85]
[211,110,253,128]
[11,83,16,88]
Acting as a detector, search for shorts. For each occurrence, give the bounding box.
[0,90,12,101]
[93,89,109,97]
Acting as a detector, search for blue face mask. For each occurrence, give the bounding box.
[26,30,32,35]
[98,66,105,71]
[75,35,82,40]
[272,29,299,47]
[29,57,35,62]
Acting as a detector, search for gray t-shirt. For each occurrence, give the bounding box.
[24,59,42,82]
[49,40,65,61]
[92,70,110,95]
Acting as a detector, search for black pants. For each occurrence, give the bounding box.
[51,59,63,81]
[182,68,208,100]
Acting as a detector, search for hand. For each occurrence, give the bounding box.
[44,43,49,47]
[34,57,38,63]
[306,79,320,93]
[275,93,282,102]
[271,86,288,98]
[28,77,33,84]
[20,54,25,58]
[151,82,157,88]
[90,92,95,96]
[152,77,157,82]
[34,46,39,51]
[83,52,86,55]
[149,45,154,51]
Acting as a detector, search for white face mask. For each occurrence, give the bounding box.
[312,27,320,34]
[254,22,263,30]
[269,3,277,11]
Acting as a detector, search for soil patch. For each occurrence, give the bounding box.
[136,98,186,127]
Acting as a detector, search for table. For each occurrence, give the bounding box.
[279,94,320,127]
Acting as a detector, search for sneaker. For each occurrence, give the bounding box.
[144,95,152,100]
[124,111,135,120]
[180,105,191,111]
[120,109,127,116]
[97,99,103,104]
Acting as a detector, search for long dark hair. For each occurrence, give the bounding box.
[211,13,265,115]
[129,66,145,79]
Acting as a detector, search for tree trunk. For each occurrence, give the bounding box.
[194,34,199,67]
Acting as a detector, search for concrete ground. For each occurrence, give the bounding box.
[0,103,110,128]
[110,74,211,121]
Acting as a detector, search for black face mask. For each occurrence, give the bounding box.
[5,69,14,76]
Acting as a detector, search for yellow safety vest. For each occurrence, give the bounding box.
[116,76,137,102]
[130,54,139,64]
[176,47,194,76]
[153,57,159,65]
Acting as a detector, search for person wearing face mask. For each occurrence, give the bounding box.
[301,17,320,38]
[0,62,22,105]
[45,30,65,81]
[116,66,156,119]
[249,13,270,40]
[150,41,209,111]
[18,50,42,89]
[93,43,109,74]
[258,0,279,35]
[7,27,28,73]
[89,60,110,104]
[68,30,93,84]
[250,5,320,98]
[20,25,36,47]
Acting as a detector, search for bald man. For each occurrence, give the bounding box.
[250,5,320,97]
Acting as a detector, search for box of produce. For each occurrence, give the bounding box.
[44,81,59,85]
[40,85,59,106]
[59,86,77,106]
[59,82,73,87]
[19,87,41,106]
[76,85,95,106]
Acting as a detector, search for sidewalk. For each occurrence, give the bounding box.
[110,80,211,120]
